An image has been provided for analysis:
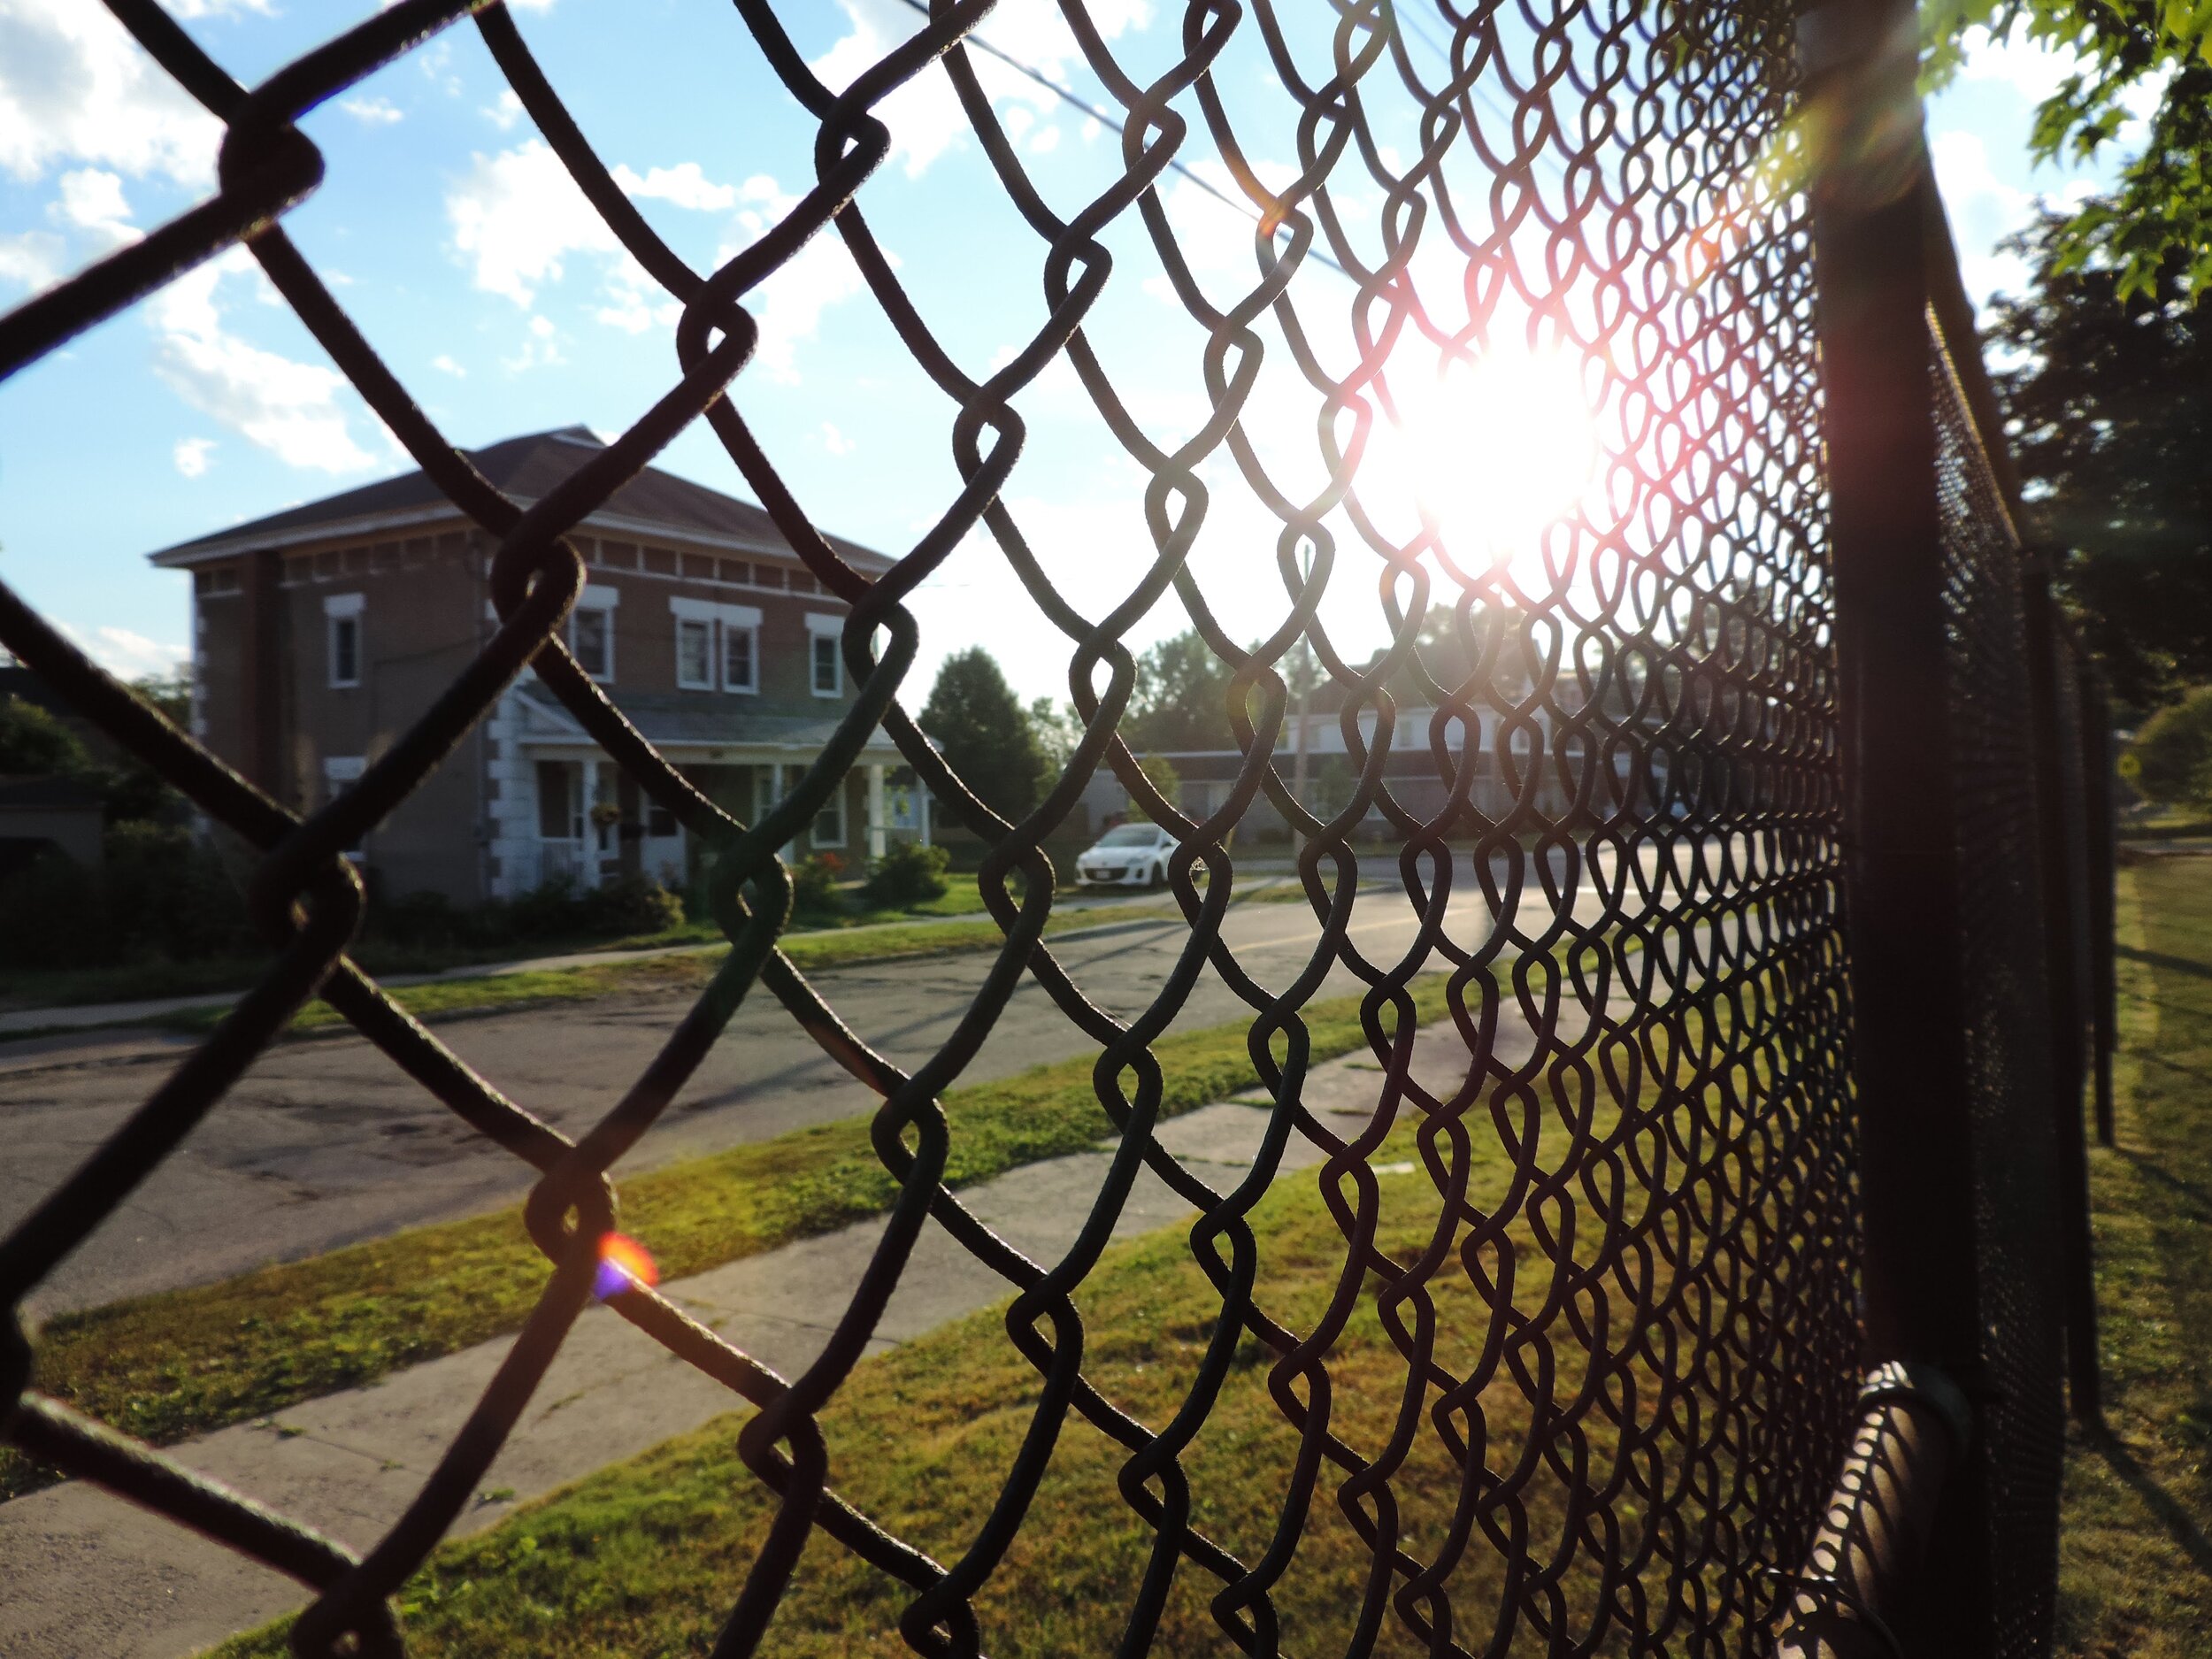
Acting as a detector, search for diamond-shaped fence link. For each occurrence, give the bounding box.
[0,1,2108,1655]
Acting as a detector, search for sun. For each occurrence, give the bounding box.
[1363,342,1601,583]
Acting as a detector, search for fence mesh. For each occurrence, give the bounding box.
[0,1,2103,1655]
[1930,330,2069,1657]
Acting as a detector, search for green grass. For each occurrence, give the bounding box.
[8,979,1453,1505]
[209,1089,1706,1657]
[2054,856,2212,1655]
[0,872,1094,1015]
[125,904,1187,1040]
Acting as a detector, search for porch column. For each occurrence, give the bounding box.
[866,764,887,863]
[581,753,603,888]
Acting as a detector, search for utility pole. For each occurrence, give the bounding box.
[1289,543,1314,849]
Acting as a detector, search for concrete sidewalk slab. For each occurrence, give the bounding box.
[0,1019,1511,1659]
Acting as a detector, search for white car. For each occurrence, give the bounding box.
[1074,821,1177,888]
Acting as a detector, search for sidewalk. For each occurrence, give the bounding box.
[0,1026,1495,1659]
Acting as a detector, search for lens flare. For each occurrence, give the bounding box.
[1361,342,1601,586]
[594,1232,659,1300]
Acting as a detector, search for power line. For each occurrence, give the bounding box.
[890,0,1354,281]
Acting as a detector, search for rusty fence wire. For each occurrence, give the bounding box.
[0,0,2112,1655]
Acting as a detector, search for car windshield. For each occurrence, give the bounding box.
[1094,826,1158,848]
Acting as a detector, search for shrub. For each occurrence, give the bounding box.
[2128,687,2212,805]
[100,821,249,961]
[789,852,846,918]
[580,872,684,937]
[0,853,110,969]
[862,841,950,909]
[373,889,463,951]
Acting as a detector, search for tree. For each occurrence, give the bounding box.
[2125,687,2212,804]
[0,692,184,824]
[1028,696,1082,777]
[0,695,91,777]
[1924,3,2212,302]
[1124,632,1240,752]
[918,648,1048,821]
[1991,207,2210,710]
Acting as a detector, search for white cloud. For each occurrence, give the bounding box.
[173,436,215,477]
[810,0,1150,178]
[715,209,865,384]
[503,310,566,371]
[1955,21,2080,106]
[150,251,376,472]
[53,165,136,249]
[0,228,62,291]
[1929,129,2034,310]
[595,251,681,334]
[0,0,222,185]
[484,88,525,131]
[167,0,274,16]
[57,621,188,680]
[447,139,618,307]
[822,421,854,457]
[339,96,403,126]
[431,352,465,376]
[613,161,738,212]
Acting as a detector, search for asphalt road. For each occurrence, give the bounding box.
[0,848,1667,1318]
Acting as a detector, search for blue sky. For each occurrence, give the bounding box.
[0,0,2147,704]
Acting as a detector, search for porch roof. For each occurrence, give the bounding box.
[510,684,902,756]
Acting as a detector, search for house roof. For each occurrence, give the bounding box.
[511,684,901,756]
[0,774,107,810]
[148,426,892,572]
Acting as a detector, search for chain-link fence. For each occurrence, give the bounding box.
[0,1,2110,1655]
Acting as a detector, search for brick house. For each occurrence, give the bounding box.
[150,426,923,903]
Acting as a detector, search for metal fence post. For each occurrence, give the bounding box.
[1803,0,1993,1648]
[2021,559,2101,1421]
[2081,673,2120,1146]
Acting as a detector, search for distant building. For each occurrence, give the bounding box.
[0,774,104,883]
[149,426,923,903]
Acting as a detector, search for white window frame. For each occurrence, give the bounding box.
[806,611,844,698]
[569,586,618,682]
[325,592,364,689]
[811,778,848,849]
[722,616,759,694]
[672,595,760,694]
[672,596,717,691]
[323,756,366,861]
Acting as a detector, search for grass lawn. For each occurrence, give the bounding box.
[7,979,1455,1503]
[0,871,1122,1014]
[121,901,1190,1040]
[2055,854,2212,1654]
[210,1075,1757,1657]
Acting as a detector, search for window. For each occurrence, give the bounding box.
[673,595,761,694]
[324,757,366,862]
[812,781,846,849]
[571,607,611,679]
[723,621,757,692]
[537,761,579,838]
[646,801,676,838]
[676,617,713,689]
[323,755,365,802]
[806,614,844,697]
[569,588,617,680]
[325,593,364,688]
